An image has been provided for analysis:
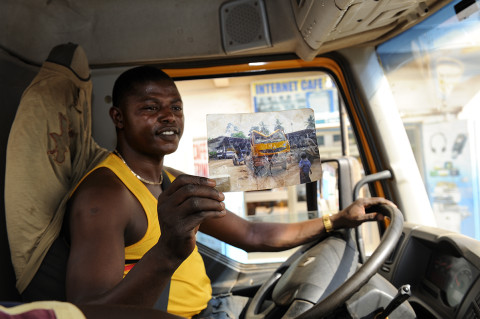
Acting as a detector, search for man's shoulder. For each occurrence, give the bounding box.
[68,167,142,231]
[71,167,131,204]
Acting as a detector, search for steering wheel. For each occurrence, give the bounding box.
[245,204,404,319]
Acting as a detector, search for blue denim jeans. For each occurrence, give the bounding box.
[194,294,250,319]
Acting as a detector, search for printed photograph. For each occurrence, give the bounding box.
[207,108,321,192]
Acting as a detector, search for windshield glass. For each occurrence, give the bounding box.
[377,0,480,240]
[157,70,363,263]
[253,130,285,143]
[268,130,286,142]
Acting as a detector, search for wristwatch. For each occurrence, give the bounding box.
[323,214,333,232]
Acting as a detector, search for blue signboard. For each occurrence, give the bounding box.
[251,76,339,125]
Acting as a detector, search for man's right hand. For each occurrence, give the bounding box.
[155,174,226,262]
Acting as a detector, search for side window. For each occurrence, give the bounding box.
[165,71,368,262]
[377,2,480,240]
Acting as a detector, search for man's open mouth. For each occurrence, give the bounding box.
[156,127,180,137]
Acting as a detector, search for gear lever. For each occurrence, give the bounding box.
[375,284,411,319]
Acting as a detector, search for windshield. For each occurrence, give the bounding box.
[377,0,480,240]
[154,70,361,263]
[253,130,285,143]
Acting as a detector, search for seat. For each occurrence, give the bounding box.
[0,48,38,301]
[1,42,100,301]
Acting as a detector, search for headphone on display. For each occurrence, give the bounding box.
[430,132,447,154]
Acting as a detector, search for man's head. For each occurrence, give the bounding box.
[110,66,184,157]
[112,66,174,109]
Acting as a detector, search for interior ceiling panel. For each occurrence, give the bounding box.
[300,0,448,46]
[0,0,452,66]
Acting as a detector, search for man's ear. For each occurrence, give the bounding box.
[109,106,124,129]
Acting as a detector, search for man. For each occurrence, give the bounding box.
[65,66,393,318]
[298,152,312,183]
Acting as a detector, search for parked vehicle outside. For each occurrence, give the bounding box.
[249,129,290,175]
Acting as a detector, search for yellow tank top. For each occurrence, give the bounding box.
[82,153,211,318]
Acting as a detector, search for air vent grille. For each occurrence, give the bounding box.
[465,293,480,318]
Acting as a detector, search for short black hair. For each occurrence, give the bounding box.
[112,66,173,108]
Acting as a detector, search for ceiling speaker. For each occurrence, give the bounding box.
[220,0,271,54]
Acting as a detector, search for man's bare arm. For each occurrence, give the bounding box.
[66,169,225,306]
[200,197,394,252]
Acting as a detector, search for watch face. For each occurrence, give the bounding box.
[323,214,333,232]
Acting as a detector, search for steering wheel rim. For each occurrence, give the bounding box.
[245,204,404,319]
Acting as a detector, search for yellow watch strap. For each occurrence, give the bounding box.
[323,214,333,232]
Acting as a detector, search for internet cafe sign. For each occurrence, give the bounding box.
[251,75,339,125]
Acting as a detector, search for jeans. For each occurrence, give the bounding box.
[194,294,250,319]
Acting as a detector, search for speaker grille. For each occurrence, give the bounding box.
[220,0,271,54]
[225,4,262,44]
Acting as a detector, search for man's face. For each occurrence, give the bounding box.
[120,79,184,156]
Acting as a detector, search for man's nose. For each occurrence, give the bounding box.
[158,108,175,123]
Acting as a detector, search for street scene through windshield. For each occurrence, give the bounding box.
[377,1,480,240]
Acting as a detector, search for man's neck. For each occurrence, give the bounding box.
[114,147,165,186]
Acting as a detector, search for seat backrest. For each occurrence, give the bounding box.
[0,49,38,301]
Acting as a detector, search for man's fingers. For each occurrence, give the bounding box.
[360,197,394,221]
[180,183,224,201]
[162,174,218,196]
[180,197,226,215]
[157,174,226,233]
[359,197,397,208]
[175,207,226,232]
[159,175,224,206]
[363,212,383,221]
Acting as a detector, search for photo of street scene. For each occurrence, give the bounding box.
[207,108,321,192]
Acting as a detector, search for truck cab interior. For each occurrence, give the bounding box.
[1,0,480,318]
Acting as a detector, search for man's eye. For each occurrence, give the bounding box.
[172,105,183,111]
[144,105,158,110]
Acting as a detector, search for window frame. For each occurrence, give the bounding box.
[165,54,390,200]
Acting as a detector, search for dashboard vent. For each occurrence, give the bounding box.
[465,293,480,318]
